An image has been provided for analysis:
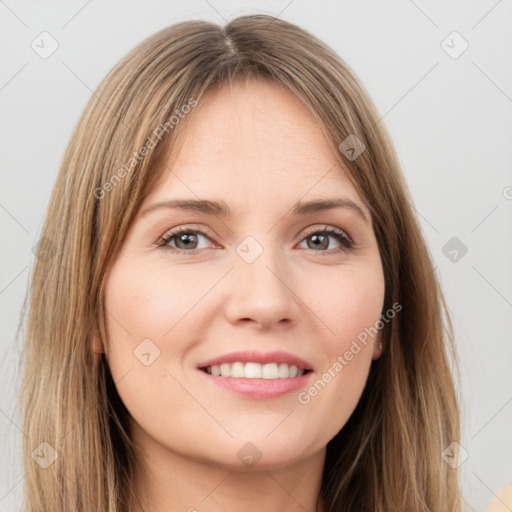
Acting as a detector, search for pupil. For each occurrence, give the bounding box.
[310,234,327,250]
[179,233,196,249]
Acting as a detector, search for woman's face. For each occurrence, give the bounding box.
[101,79,385,471]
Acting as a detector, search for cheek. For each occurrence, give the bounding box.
[315,262,385,348]
[296,263,384,435]
[103,257,208,345]
[101,259,198,432]
[102,256,222,394]
[101,258,173,384]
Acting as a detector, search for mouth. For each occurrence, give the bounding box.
[199,362,313,379]
[196,350,314,399]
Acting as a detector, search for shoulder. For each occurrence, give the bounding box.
[486,482,512,512]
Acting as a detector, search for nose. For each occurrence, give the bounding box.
[223,242,300,331]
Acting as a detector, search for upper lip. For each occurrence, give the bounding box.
[197,350,314,371]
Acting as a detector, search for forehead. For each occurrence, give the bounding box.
[146,80,366,214]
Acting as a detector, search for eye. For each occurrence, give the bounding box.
[156,224,354,256]
[157,225,215,254]
[298,226,353,256]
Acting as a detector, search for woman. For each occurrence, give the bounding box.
[18,14,463,511]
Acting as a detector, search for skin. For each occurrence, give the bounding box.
[94,79,385,512]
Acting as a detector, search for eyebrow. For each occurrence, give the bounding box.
[141,198,369,223]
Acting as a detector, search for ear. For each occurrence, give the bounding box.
[91,319,105,354]
[371,335,383,361]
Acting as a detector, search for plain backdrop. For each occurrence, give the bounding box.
[1,1,511,511]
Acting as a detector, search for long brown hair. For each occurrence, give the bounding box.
[18,14,463,511]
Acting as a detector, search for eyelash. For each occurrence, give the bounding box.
[156,224,354,257]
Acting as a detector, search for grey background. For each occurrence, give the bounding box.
[1,1,511,510]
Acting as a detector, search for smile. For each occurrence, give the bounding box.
[200,362,312,379]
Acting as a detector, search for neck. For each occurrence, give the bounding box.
[127,431,325,512]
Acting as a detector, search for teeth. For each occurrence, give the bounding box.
[204,362,307,379]
[244,362,261,378]
[262,363,278,379]
[231,361,245,377]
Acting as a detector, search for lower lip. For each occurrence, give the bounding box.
[197,369,313,399]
